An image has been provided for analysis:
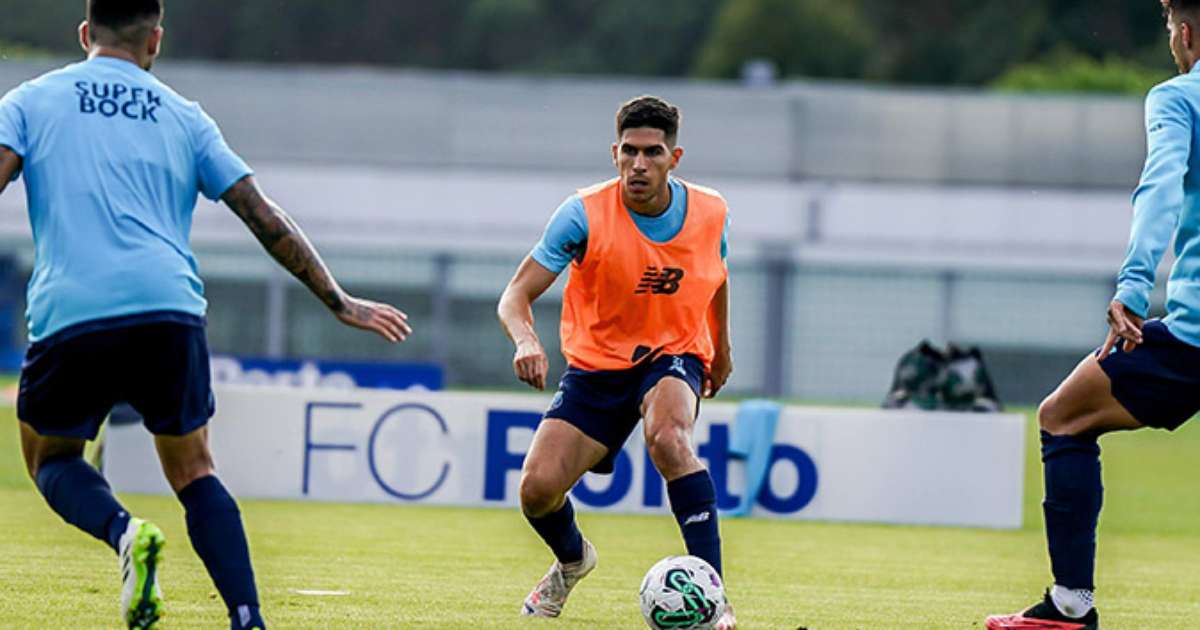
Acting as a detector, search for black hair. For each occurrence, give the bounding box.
[616,95,681,145]
[87,0,162,44]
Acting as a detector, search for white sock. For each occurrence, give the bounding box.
[1051,584,1094,618]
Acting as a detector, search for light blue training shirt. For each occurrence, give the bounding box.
[0,56,251,342]
[531,177,729,273]
[1115,62,1200,347]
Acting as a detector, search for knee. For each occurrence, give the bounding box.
[1038,394,1079,436]
[519,470,564,518]
[645,420,695,476]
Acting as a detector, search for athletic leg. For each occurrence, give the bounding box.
[21,422,130,553]
[987,354,1140,630]
[155,427,265,630]
[1041,354,1141,606]
[641,376,721,575]
[642,368,735,629]
[520,419,607,555]
[519,419,606,617]
[22,421,166,629]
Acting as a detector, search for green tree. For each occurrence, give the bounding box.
[854,0,1049,85]
[452,0,723,76]
[554,0,723,76]
[0,0,1180,86]
[992,48,1170,95]
[694,0,869,80]
[856,0,1173,85]
[455,0,545,70]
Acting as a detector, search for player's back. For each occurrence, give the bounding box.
[0,56,250,342]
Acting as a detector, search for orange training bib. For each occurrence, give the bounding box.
[560,178,728,371]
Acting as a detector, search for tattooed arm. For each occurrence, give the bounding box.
[222,175,411,342]
[0,147,20,195]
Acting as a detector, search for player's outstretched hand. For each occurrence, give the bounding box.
[335,296,412,342]
[513,338,549,390]
[704,350,733,398]
[1099,300,1144,359]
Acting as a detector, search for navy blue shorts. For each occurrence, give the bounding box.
[544,353,705,474]
[1099,320,1200,431]
[18,311,215,440]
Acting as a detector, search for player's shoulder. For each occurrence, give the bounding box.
[1148,73,1199,106]
[676,178,728,208]
[33,60,91,83]
[4,61,88,99]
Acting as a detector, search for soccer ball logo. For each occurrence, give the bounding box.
[639,556,726,629]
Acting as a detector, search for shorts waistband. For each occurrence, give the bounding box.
[30,311,205,351]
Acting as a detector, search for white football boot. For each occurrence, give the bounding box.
[520,539,598,618]
[119,517,166,629]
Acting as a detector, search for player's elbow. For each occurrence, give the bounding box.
[497,285,527,321]
[496,290,512,323]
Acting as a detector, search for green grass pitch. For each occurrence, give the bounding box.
[1,404,1199,629]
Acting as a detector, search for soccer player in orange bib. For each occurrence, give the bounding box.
[498,95,735,628]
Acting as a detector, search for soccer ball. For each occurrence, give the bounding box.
[638,555,726,630]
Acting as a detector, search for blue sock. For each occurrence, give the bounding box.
[176,476,265,629]
[526,497,584,564]
[229,604,265,630]
[35,456,130,553]
[667,470,723,577]
[1042,431,1103,590]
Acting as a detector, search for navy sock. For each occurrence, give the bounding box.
[35,456,130,553]
[667,470,723,577]
[526,497,584,564]
[229,604,265,630]
[1042,431,1103,590]
[176,476,264,628]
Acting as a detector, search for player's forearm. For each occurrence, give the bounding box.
[497,289,540,347]
[223,177,347,313]
[1115,251,1162,319]
[1118,179,1186,316]
[498,256,559,348]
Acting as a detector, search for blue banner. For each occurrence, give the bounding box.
[211,355,444,391]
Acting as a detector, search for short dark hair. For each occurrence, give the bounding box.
[87,0,162,44]
[616,96,681,145]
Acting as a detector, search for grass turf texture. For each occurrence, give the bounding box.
[1,406,1198,629]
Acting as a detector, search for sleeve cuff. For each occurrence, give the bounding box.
[1113,287,1150,318]
[205,168,253,201]
[530,248,567,274]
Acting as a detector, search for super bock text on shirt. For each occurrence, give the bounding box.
[75,81,161,122]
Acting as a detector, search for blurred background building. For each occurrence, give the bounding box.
[0,1,1178,404]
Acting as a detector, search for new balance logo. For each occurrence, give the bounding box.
[683,512,711,526]
[635,266,685,295]
[670,357,688,378]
